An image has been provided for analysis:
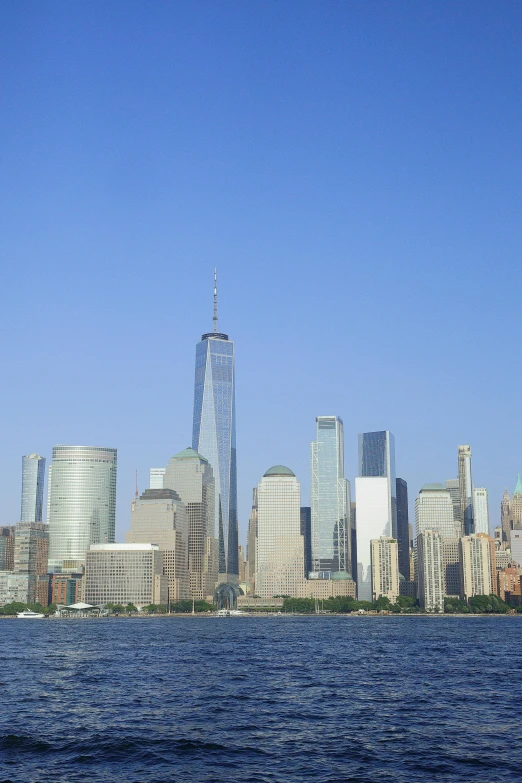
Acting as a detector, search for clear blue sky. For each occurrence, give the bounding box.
[1,1,521,542]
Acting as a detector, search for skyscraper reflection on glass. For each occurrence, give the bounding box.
[358,431,397,536]
[192,274,238,582]
[310,416,351,579]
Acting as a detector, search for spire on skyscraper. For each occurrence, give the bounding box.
[213,267,218,333]
[514,473,522,497]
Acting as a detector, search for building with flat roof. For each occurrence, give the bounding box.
[417,530,444,613]
[459,534,496,601]
[21,454,46,523]
[84,544,167,609]
[371,537,399,602]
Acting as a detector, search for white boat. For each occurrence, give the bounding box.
[17,610,45,619]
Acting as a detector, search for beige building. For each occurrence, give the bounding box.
[85,544,167,608]
[256,466,306,598]
[127,488,190,601]
[417,530,444,613]
[306,578,356,600]
[459,534,496,601]
[370,537,399,602]
[163,448,218,601]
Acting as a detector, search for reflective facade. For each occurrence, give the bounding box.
[47,446,117,573]
[415,484,460,539]
[21,454,46,523]
[310,416,351,578]
[192,332,238,581]
[396,478,410,579]
[358,431,397,536]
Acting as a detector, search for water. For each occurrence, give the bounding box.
[0,616,520,782]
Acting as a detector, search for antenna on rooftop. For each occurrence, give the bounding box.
[213,267,218,333]
[135,470,139,499]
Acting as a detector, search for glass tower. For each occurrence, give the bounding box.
[310,416,351,579]
[21,454,46,523]
[458,445,474,536]
[192,273,238,581]
[47,446,117,573]
[358,431,397,536]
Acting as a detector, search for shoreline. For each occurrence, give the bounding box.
[2,612,520,620]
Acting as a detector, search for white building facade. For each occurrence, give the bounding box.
[355,476,390,601]
[473,488,490,536]
[85,543,167,608]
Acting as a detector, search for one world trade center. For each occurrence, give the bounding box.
[192,271,238,584]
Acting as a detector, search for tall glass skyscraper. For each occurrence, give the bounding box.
[192,273,238,582]
[310,416,351,579]
[21,454,46,523]
[47,446,117,573]
[358,431,397,535]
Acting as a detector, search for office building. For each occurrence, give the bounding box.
[300,506,312,578]
[355,476,390,601]
[13,522,49,604]
[310,416,351,578]
[163,448,218,601]
[417,530,444,613]
[47,446,117,573]
[0,572,31,606]
[459,534,496,601]
[149,468,165,490]
[445,478,461,525]
[511,522,522,567]
[358,431,397,533]
[50,573,84,606]
[85,543,167,608]
[442,538,461,597]
[458,445,474,535]
[0,527,14,571]
[501,489,511,546]
[396,478,410,579]
[192,272,238,583]
[370,536,399,602]
[21,454,46,523]
[473,488,489,535]
[256,466,306,599]
[415,484,460,539]
[246,489,257,595]
[127,488,190,601]
[501,476,522,548]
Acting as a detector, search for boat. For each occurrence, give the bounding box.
[16,610,45,619]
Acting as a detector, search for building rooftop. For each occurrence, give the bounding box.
[263,465,295,477]
[171,447,209,463]
[139,488,181,502]
[421,483,446,491]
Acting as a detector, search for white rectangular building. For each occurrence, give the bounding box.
[473,488,490,535]
[355,477,390,601]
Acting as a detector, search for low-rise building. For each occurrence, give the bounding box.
[0,572,31,605]
[84,544,167,609]
[306,577,356,600]
[498,567,521,603]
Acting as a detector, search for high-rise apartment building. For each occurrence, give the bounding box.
[192,273,238,583]
[415,484,460,539]
[458,445,474,535]
[459,534,496,601]
[0,527,14,571]
[47,446,117,573]
[127,488,190,601]
[417,530,444,613]
[21,454,46,523]
[310,416,351,579]
[355,431,396,601]
[370,536,399,602]
[13,522,49,604]
[85,543,167,608]
[396,478,410,579]
[256,466,306,599]
[163,448,218,601]
[473,488,489,535]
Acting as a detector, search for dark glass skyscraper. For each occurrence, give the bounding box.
[396,478,410,579]
[192,273,238,582]
[21,454,46,523]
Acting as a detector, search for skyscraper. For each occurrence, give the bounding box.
[370,536,399,602]
[47,446,117,573]
[310,416,351,579]
[396,478,410,580]
[162,448,218,601]
[417,530,444,613]
[13,522,49,604]
[192,271,238,583]
[473,488,489,535]
[458,445,474,535]
[21,454,46,523]
[355,430,396,601]
[459,534,496,600]
[415,484,460,539]
[256,466,306,599]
